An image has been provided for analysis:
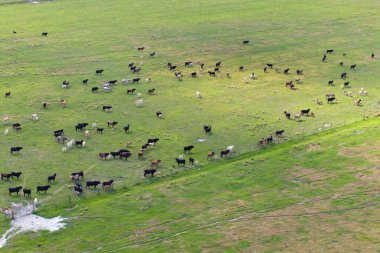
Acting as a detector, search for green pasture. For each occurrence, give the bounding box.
[0,0,379,251]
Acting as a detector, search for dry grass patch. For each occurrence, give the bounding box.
[338,141,380,163]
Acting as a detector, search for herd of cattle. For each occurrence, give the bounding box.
[1,32,376,200]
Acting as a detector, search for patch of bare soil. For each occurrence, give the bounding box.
[306,143,321,152]
[338,141,380,164]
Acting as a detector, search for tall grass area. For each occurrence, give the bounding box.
[0,0,379,251]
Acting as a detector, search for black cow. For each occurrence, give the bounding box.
[12,123,21,129]
[175,158,186,166]
[156,111,163,118]
[74,184,83,195]
[110,151,120,158]
[267,63,273,68]
[43,102,47,109]
[102,105,112,111]
[284,111,291,119]
[5,91,10,98]
[75,123,88,131]
[266,135,273,144]
[142,143,149,150]
[108,80,118,85]
[71,171,84,180]
[243,40,249,44]
[339,61,344,66]
[11,172,22,180]
[23,188,31,197]
[191,72,197,78]
[169,65,177,70]
[326,49,334,54]
[239,66,244,71]
[220,149,230,157]
[120,152,131,160]
[107,121,118,127]
[148,138,159,144]
[327,97,336,103]
[130,66,137,71]
[322,54,327,62]
[328,80,334,86]
[296,70,303,75]
[144,169,156,177]
[150,52,156,57]
[92,87,99,93]
[9,186,22,196]
[133,78,140,83]
[185,61,193,67]
[96,128,104,133]
[83,79,89,85]
[37,185,51,194]
[127,89,136,94]
[41,32,48,36]
[75,140,85,147]
[96,69,104,75]
[86,180,101,188]
[344,81,350,87]
[189,157,195,165]
[204,125,212,134]
[300,109,310,115]
[53,129,64,137]
[102,180,113,189]
[184,145,194,153]
[208,71,216,77]
[129,63,135,67]
[284,68,290,74]
[124,124,130,133]
[276,130,285,137]
[214,67,220,72]
[48,173,56,184]
[341,72,347,79]
[216,61,221,67]
[138,46,145,51]
[11,147,23,154]
[350,64,357,70]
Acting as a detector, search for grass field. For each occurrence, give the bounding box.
[0,0,379,251]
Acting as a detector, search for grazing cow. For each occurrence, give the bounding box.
[196,90,202,98]
[71,174,80,182]
[151,159,161,168]
[184,145,194,153]
[147,88,155,95]
[110,151,120,158]
[129,63,135,67]
[300,109,310,116]
[296,70,303,75]
[31,113,38,121]
[148,138,159,144]
[37,185,51,194]
[92,87,99,93]
[71,171,84,180]
[1,173,12,181]
[124,124,130,133]
[200,63,205,70]
[12,123,21,129]
[102,180,113,189]
[144,169,157,177]
[108,80,118,85]
[371,53,375,58]
[107,121,118,127]
[5,91,10,98]
[156,111,163,118]
[54,129,64,137]
[216,61,221,67]
[175,158,186,166]
[339,61,344,66]
[284,111,291,119]
[10,147,23,154]
[120,152,131,160]
[150,52,156,57]
[9,186,23,196]
[185,61,193,67]
[220,149,230,157]
[86,180,101,188]
[267,63,273,68]
[102,105,112,111]
[328,80,334,86]
[43,102,47,109]
[138,149,144,159]
[191,72,197,78]
[276,130,285,137]
[344,81,350,87]
[75,140,85,147]
[141,143,149,150]
[189,157,195,165]
[135,99,144,107]
[133,78,140,83]
[133,68,141,73]
[326,49,334,54]
[74,184,83,195]
[96,69,104,75]
[355,99,362,106]
[266,135,273,144]
[284,68,290,74]
[341,72,347,79]
[76,123,88,131]
[204,125,212,134]
[214,67,220,72]
[207,151,215,160]
[285,81,293,87]
[82,79,89,85]
[239,66,244,71]
[48,173,57,184]
[127,88,136,94]
[99,152,110,160]
[138,47,145,51]
[250,73,255,79]
[322,54,327,62]
[243,40,249,44]
[96,127,104,134]
[350,64,357,70]
[23,188,31,197]
[42,32,48,36]
[11,172,22,180]
[327,97,336,103]
[208,71,216,77]
[170,65,177,70]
